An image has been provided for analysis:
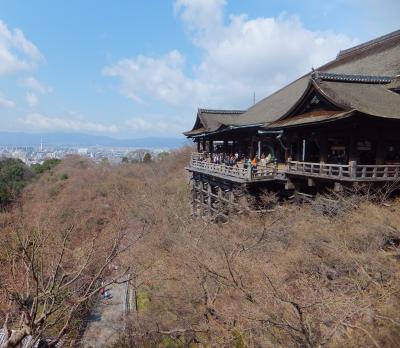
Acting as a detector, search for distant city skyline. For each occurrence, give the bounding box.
[0,0,399,138]
[0,131,186,148]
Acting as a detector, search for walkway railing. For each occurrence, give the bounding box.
[287,161,351,179]
[189,154,400,182]
[356,165,400,179]
[287,161,400,180]
[189,153,276,181]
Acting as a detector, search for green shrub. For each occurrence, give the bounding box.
[0,158,33,207]
[32,158,61,174]
[143,153,152,163]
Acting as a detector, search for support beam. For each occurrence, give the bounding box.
[334,182,342,192]
[285,178,295,190]
[191,179,196,215]
[218,186,223,215]
[207,182,212,215]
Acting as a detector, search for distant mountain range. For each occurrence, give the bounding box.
[0,132,188,149]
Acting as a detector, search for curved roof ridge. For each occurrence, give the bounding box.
[311,71,395,84]
[337,30,400,59]
[198,108,246,114]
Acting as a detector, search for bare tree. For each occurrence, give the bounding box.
[0,211,145,348]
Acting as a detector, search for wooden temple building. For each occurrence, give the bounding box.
[184,30,400,217]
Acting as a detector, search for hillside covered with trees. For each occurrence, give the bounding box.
[0,149,399,347]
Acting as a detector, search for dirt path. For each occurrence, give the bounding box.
[80,282,127,348]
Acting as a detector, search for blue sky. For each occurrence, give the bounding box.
[0,0,399,138]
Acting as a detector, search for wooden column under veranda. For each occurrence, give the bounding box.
[189,173,241,219]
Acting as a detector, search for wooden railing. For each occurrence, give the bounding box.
[190,154,400,182]
[356,165,400,179]
[287,161,351,179]
[190,159,250,179]
[189,153,276,181]
[287,161,400,181]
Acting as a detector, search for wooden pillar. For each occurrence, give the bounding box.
[376,138,385,165]
[257,140,261,158]
[249,137,255,158]
[202,138,206,152]
[207,182,212,216]
[319,135,328,163]
[285,178,295,190]
[349,161,357,178]
[196,140,200,152]
[349,135,358,162]
[296,139,302,161]
[209,140,214,154]
[229,190,234,213]
[218,187,223,215]
[223,140,228,154]
[334,182,343,192]
[191,179,196,215]
[200,181,205,215]
[285,138,291,162]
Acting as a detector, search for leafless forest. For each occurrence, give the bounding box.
[0,148,399,347]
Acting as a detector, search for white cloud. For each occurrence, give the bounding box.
[104,1,357,110]
[19,113,118,134]
[174,0,226,46]
[103,50,211,107]
[19,77,51,94]
[0,93,15,108]
[125,116,186,135]
[26,92,38,107]
[126,117,158,131]
[0,20,43,76]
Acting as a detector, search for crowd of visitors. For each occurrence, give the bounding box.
[194,152,274,168]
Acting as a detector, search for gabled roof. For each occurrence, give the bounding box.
[266,71,400,128]
[184,108,246,136]
[184,29,400,136]
[240,30,400,127]
[269,110,354,128]
[314,79,400,119]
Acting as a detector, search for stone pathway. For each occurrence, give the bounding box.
[81,282,127,348]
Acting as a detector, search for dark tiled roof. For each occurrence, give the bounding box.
[336,30,400,60]
[198,108,245,114]
[184,30,400,136]
[268,110,353,128]
[315,79,400,119]
[183,127,206,136]
[311,71,395,84]
[239,30,400,127]
[186,109,246,136]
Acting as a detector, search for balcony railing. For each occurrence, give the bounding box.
[189,153,276,181]
[287,161,351,179]
[287,161,400,181]
[189,154,400,182]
